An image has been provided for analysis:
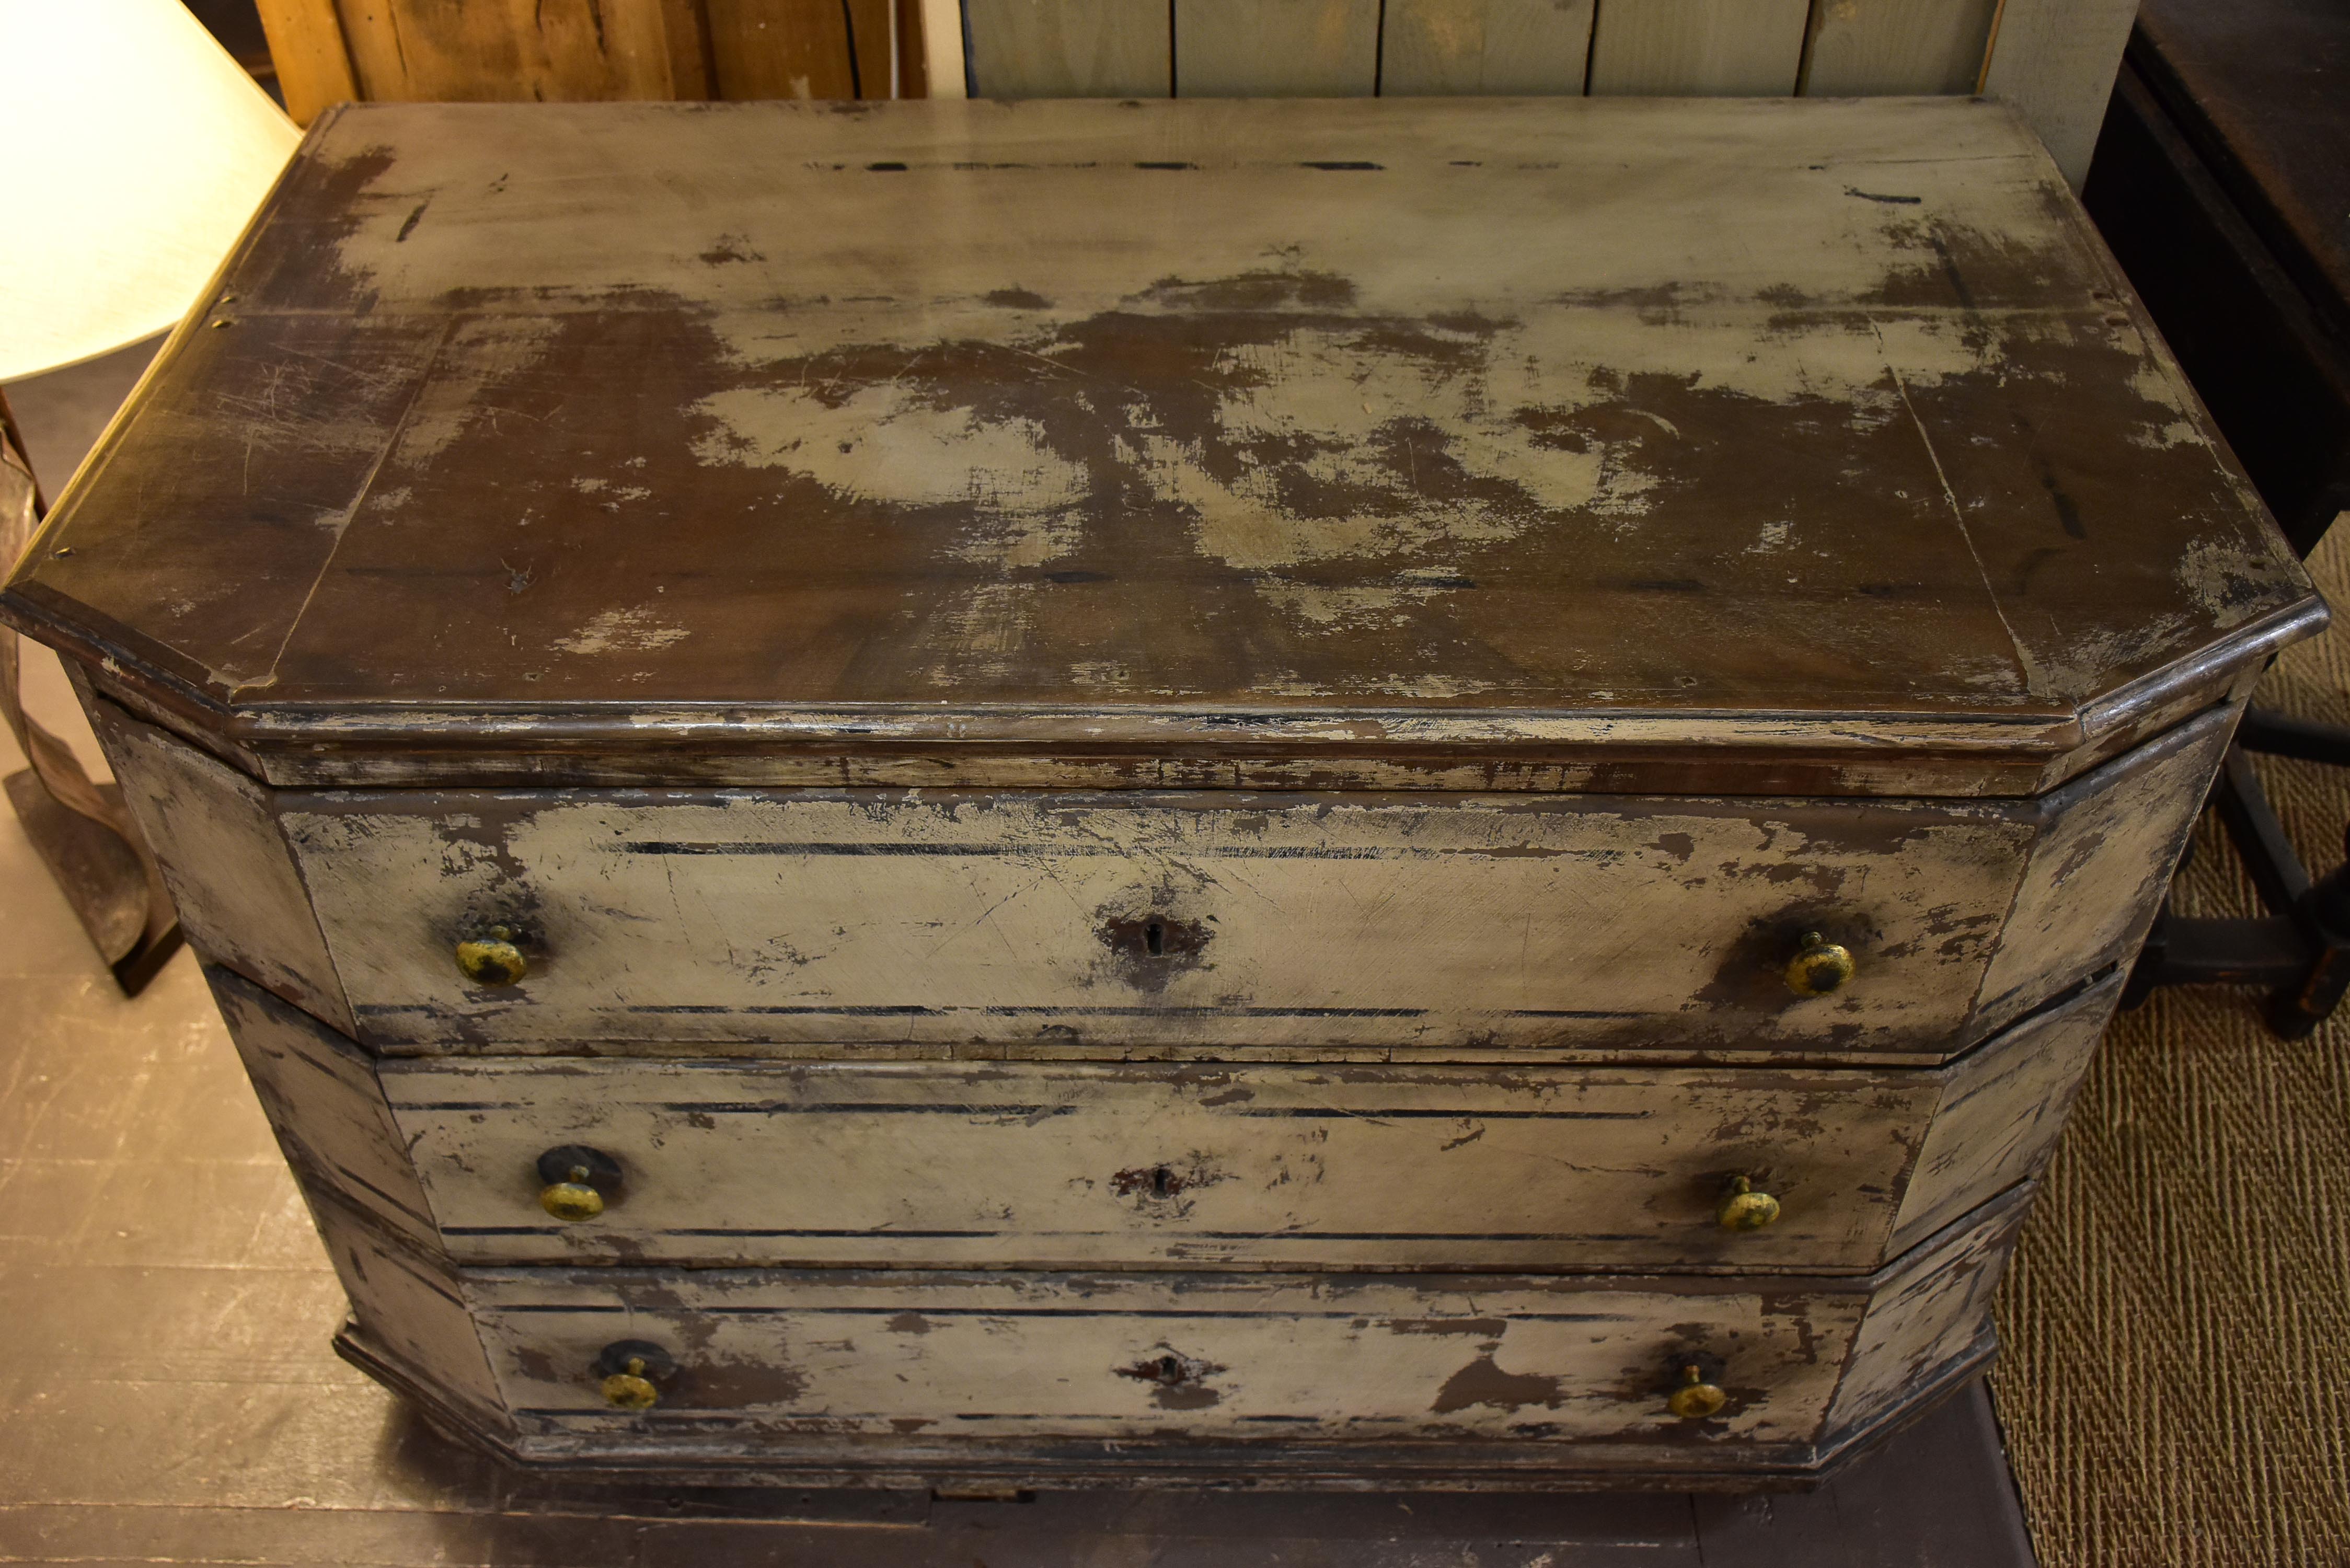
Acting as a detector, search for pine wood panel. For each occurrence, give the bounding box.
[1173,0,1381,96]
[847,0,897,96]
[705,0,857,98]
[1586,0,1811,95]
[1801,0,2000,96]
[1978,0,2142,189]
[965,0,1173,98]
[920,0,966,94]
[382,975,2110,1273]
[1381,0,1597,95]
[253,0,360,124]
[330,0,692,101]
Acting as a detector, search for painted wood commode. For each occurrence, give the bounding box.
[4,96,2323,1490]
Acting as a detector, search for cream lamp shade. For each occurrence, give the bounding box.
[0,0,302,383]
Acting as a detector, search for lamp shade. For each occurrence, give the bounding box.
[0,0,301,382]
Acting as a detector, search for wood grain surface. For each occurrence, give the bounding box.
[707,0,859,98]
[1376,0,1597,95]
[1587,0,1811,95]
[1801,0,2000,96]
[1977,0,2142,188]
[1173,0,1384,95]
[965,0,1173,97]
[5,99,2314,794]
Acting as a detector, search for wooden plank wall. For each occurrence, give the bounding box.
[957,0,2134,187]
[252,0,2129,189]
[256,0,927,124]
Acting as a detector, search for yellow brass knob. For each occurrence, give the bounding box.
[1783,931,1854,997]
[1667,1364,1727,1420]
[601,1356,659,1410]
[1718,1174,1781,1232]
[455,926,526,987]
[541,1166,606,1223]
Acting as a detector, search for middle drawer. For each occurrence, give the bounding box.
[379,972,2110,1274]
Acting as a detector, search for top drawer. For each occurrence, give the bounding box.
[94,696,2225,1057]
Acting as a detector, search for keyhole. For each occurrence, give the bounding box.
[1155,1355,1187,1382]
[1144,920,1165,956]
[1149,1166,1178,1198]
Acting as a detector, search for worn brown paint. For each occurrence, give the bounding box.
[13,98,2308,1494]
[2,99,2319,797]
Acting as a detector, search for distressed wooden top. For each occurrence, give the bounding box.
[4,97,2322,793]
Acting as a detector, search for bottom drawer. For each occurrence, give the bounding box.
[464,1185,2026,1473]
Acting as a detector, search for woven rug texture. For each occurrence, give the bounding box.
[1992,525,2350,1567]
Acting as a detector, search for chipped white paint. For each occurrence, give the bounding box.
[469,1189,2024,1456]
[481,1266,1863,1441]
[382,974,2113,1273]
[1889,970,2114,1254]
[696,383,1089,522]
[1975,705,2232,1030]
[550,606,691,656]
[262,706,2232,1057]
[213,966,440,1252]
[283,783,2040,1054]
[87,697,354,1033]
[306,1189,511,1429]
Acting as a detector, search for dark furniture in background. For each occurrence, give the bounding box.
[2089,0,2350,1035]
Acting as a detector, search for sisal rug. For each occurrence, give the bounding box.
[1993,524,2350,1566]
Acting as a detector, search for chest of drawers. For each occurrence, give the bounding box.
[4,95,2322,1490]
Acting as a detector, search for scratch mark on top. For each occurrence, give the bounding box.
[1879,329,2045,701]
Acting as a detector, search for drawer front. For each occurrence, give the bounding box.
[390,1060,1932,1272]
[289,786,2038,1052]
[471,1187,2025,1454]
[383,974,2111,1272]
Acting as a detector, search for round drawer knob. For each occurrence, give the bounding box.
[602,1357,659,1410]
[1718,1174,1781,1232]
[1782,931,1854,997]
[455,926,527,987]
[542,1168,605,1222]
[536,1145,621,1222]
[1667,1364,1727,1420]
[595,1340,675,1410]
